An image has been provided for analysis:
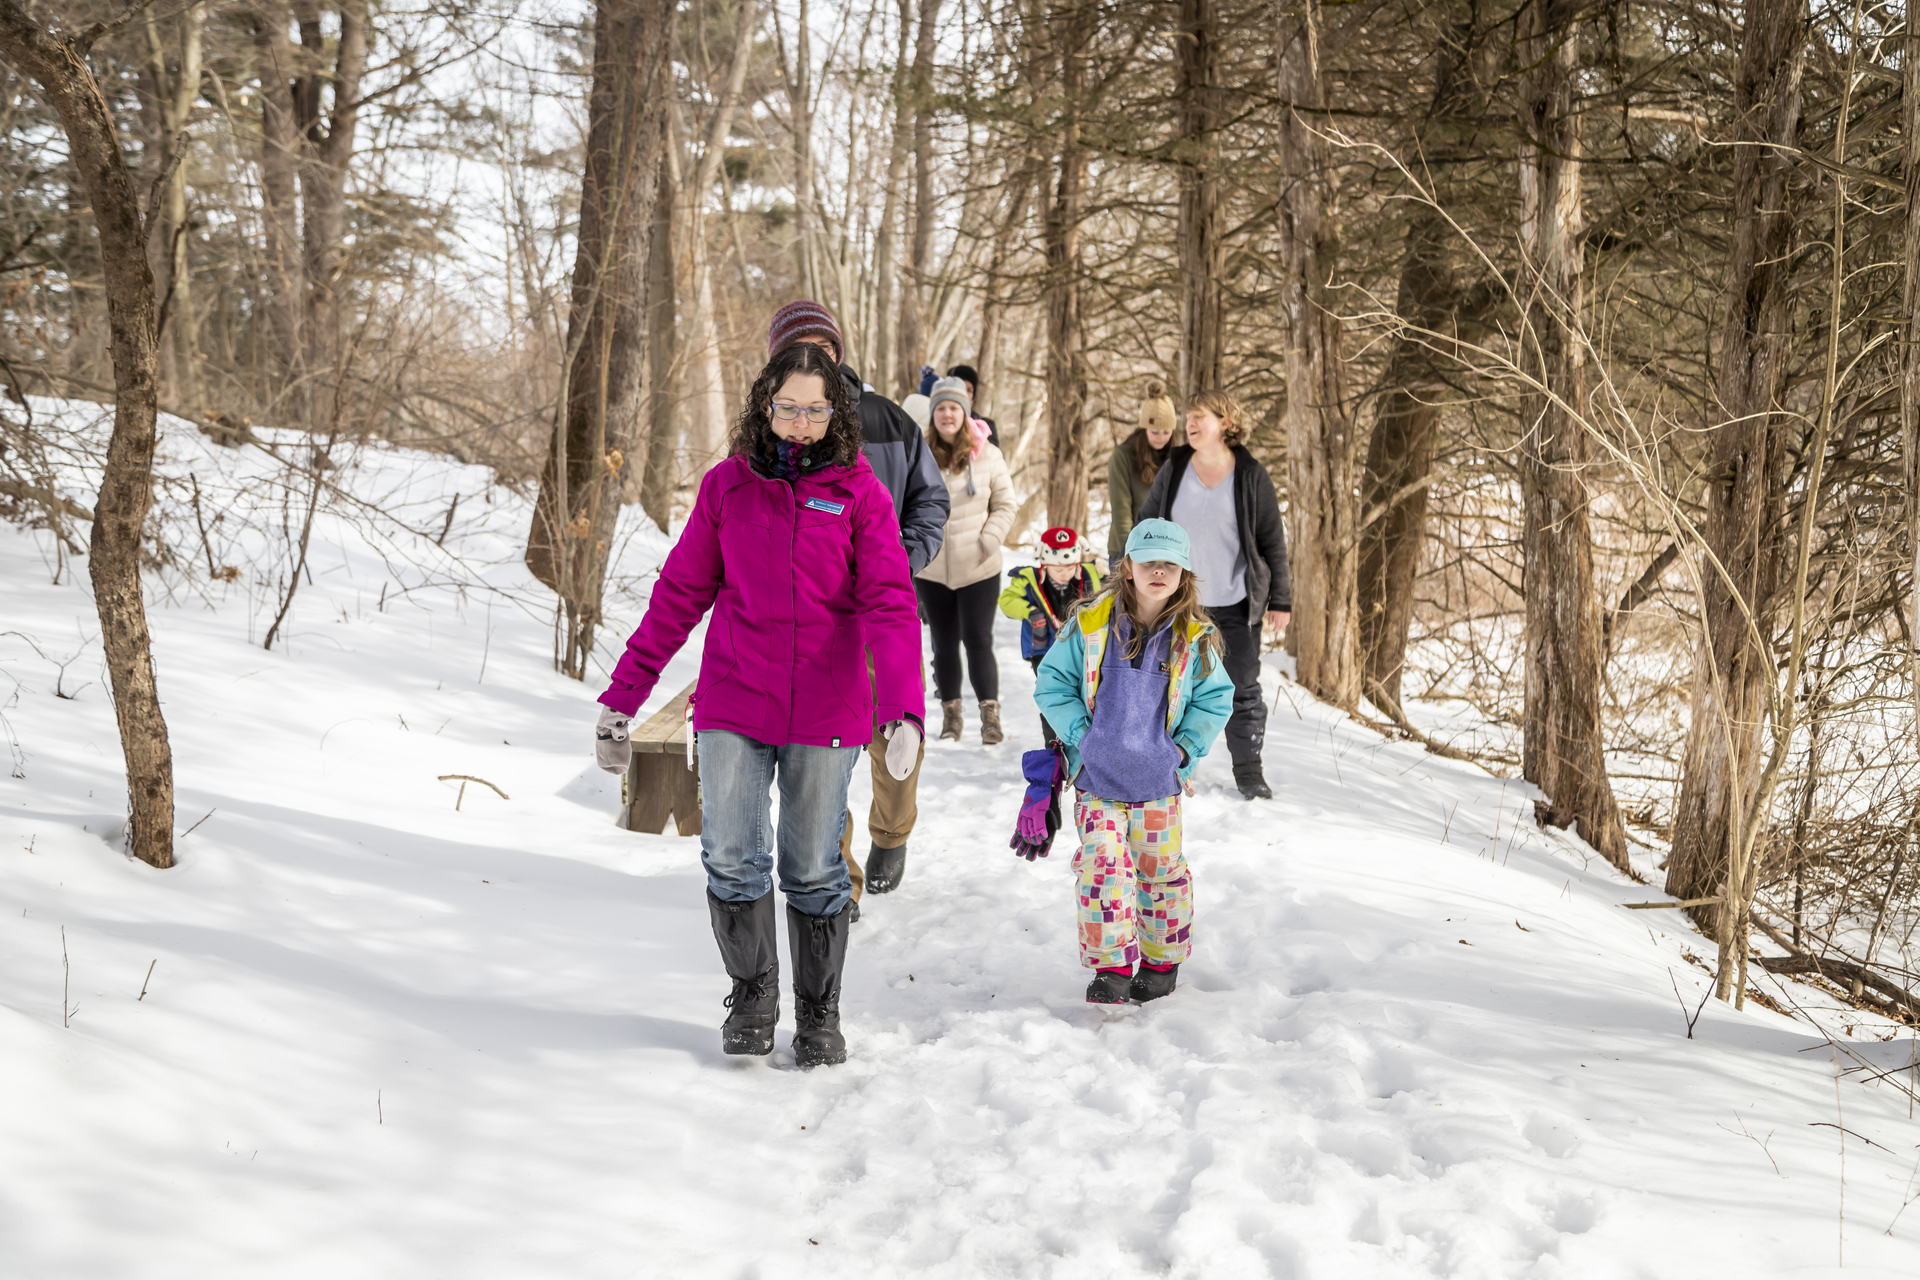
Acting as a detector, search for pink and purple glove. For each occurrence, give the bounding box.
[1010,747,1066,861]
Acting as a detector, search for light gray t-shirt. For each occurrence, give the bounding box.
[1169,463,1247,608]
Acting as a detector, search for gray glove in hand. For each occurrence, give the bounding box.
[881,718,922,781]
[595,704,632,775]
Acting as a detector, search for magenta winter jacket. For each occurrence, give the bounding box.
[598,453,924,747]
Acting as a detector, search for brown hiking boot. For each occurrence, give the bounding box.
[979,699,1004,745]
[939,699,963,741]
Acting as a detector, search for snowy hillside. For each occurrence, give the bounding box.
[3,406,1919,1277]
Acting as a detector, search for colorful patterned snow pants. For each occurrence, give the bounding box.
[1072,793,1192,971]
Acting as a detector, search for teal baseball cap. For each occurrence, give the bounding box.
[1125,518,1191,570]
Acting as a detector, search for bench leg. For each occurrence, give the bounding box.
[627,755,676,835]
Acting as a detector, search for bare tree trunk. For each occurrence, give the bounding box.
[641,126,676,532]
[976,162,1035,422]
[1904,23,1920,757]
[293,0,367,434]
[782,0,815,299]
[1666,0,1806,915]
[1042,0,1090,532]
[896,0,941,387]
[1175,0,1221,398]
[252,7,303,401]
[1276,1,1359,708]
[526,0,674,678]
[1357,21,1486,712]
[143,2,205,412]
[678,0,759,483]
[0,1,177,868]
[1515,0,1627,870]
[876,0,912,392]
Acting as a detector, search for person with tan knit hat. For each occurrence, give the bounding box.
[1106,378,1179,565]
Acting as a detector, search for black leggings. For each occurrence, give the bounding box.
[917,576,1000,702]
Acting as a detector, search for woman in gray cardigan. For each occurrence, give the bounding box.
[1136,388,1290,800]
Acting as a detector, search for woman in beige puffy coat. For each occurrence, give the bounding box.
[916,376,1017,744]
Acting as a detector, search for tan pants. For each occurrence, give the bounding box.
[839,733,924,901]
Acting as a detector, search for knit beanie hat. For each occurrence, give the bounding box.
[901,393,932,430]
[929,376,971,417]
[768,300,843,363]
[1140,378,1176,434]
[1036,526,1082,565]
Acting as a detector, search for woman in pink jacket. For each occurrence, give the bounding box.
[592,341,925,1067]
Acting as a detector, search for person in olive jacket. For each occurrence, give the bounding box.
[1106,378,1178,566]
[1135,389,1290,800]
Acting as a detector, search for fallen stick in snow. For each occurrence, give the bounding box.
[1622,896,1724,911]
[437,774,509,811]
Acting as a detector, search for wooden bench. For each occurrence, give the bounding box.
[621,680,702,837]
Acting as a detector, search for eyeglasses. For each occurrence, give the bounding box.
[771,402,834,423]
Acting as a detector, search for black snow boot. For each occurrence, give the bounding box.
[864,843,907,894]
[788,902,852,1067]
[1234,762,1273,801]
[1129,963,1178,1003]
[708,890,780,1056]
[1085,968,1133,1004]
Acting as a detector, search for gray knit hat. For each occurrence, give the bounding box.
[928,376,971,417]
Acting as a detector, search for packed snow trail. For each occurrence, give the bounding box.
[3,413,1919,1277]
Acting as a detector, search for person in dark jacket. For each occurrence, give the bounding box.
[768,300,947,906]
[1136,389,1290,801]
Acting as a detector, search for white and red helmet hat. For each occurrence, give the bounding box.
[1036,526,1082,565]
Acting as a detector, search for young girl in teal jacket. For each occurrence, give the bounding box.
[1032,519,1234,1004]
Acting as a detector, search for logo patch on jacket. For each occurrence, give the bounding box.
[803,497,846,515]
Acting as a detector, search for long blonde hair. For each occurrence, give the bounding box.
[1072,558,1222,678]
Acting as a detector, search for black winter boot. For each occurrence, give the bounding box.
[1234,762,1273,800]
[864,843,907,894]
[1085,968,1133,1004]
[788,902,851,1067]
[707,891,779,1056]
[1129,963,1179,1002]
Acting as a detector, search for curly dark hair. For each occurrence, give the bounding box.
[728,342,864,469]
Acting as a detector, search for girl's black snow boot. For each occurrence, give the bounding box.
[788,902,851,1067]
[708,891,780,1055]
[1085,968,1133,1004]
[1129,963,1178,1002]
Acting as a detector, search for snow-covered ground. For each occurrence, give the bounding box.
[4,409,1920,1278]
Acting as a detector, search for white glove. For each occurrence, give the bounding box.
[595,704,632,774]
[881,718,921,781]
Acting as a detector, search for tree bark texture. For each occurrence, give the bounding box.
[1357,20,1487,712]
[1666,0,1806,914]
[678,0,759,481]
[252,8,303,391]
[1276,3,1360,708]
[142,2,205,412]
[1516,0,1627,871]
[785,0,814,299]
[293,0,366,432]
[876,0,912,391]
[1042,0,1090,533]
[0,1,177,868]
[1175,0,1222,399]
[525,0,674,678]
[896,0,940,389]
[641,135,676,532]
[1903,25,1920,756]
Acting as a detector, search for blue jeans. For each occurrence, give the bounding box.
[696,730,860,917]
